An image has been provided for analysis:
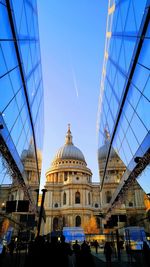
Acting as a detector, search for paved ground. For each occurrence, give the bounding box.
[91,248,147,267]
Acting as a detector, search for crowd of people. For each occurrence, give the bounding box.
[25,235,95,267]
[1,234,150,267]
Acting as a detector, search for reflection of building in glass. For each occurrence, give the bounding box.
[44,125,101,234]
[97,0,150,230]
[98,135,148,233]
[0,0,44,235]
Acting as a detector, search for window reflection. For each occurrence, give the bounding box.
[137,166,150,194]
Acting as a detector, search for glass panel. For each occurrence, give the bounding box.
[138,39,150,70]
[106,110,114,135]
[123,100,134,123]
[130,112,147,144]
[10,115,23,147]
[16,129,27,157]
[136,95,150,131]
[0,4,12,38]
[124,1,137,33]
[127,84,141,109]
[0,45,7,77]
[137,165,150,194]
[120,0,130,31]
[19,5,28,36]
[4,99,19,132]
[110,93,119,119]
[11,0,24,34]
[118,147,128,166]
[126,126,139,156]
[120,113,129,135]
[143,76,150,101]
[9,68,22,94]
[124,38,136,73]
[1,41,17,71]
[0,75,14,112]
[15,88,25,111]
[132,63,150,93]
[121,137,133,164]
[132,0,147,32]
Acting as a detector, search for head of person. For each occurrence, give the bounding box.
[60,235,66,243]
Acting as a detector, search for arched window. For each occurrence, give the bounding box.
[88,192,91,205]
[63,192,66,205]
[75,191,80,204]
[76,215,81,226]
[129,202,133,207]
[53,217,58,231]
[105,191,112,203]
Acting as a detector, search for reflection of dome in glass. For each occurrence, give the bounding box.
[98,128,119,160]
[21,138,42,160]
[98,142,118,160]
[52,125,86,163]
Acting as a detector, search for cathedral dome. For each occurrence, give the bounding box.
[52,125,86,163]
[53,145,85,162]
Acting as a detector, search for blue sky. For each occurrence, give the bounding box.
[37,1,108,190]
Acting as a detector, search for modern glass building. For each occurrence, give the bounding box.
[0,0,44,212]
[97,0,150,213]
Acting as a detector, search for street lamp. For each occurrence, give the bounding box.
[34,188,39,208]
[1,202,5,211]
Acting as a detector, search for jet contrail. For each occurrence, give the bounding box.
[71,66,79,98]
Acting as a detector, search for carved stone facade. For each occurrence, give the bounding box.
[44,125,101,234]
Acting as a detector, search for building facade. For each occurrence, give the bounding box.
[0,0,44,235]
[44,125,101,235]
[97,0,150,228]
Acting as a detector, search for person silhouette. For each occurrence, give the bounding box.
[143,241,150,266]
[80,240,95,267]
[73,240,80,266]
[58,235,73,267]
[104,242,112,267]
[94,240,99,254]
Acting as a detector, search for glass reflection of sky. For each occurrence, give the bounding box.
[137,166,150,194]
[97,0,150,192]
[0,1,44,187]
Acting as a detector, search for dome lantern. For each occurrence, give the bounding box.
[65,124,73,145]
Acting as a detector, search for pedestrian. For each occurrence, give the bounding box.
[58,235,73,267]
[143,241,150,266]
[94,240,99,254]
[104,241,112,267]
[73,240,80,267]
